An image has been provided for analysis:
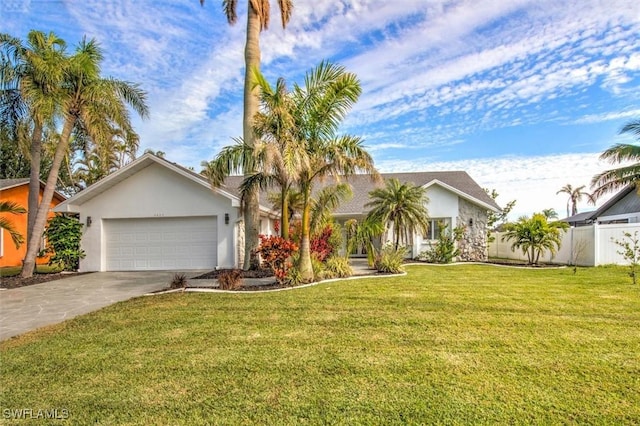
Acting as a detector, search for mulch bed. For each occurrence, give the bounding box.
[192,268,274,280]
[0,272,87,290]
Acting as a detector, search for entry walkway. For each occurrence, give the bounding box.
[0,271,202,341]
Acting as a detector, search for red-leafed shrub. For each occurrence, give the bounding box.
[310,226,334,262]
[256,235,298,283]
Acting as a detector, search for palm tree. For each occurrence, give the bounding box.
[501,213,569,265]
[200,0,293,269]
[1,31,67,256]
[592,119,640,199]
[365,178,430,250]
[345,216,384,267]
[556,184,594,217]
[21,37,148,278]
[291,62,378,282]
[0,201,27,248]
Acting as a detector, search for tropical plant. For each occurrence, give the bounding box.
[365,178,430,250]
[541,208,559,220]
[256,234,297,283]
[323,256,353,278]
[200,0,293,269]
[591,119,640,199]
[20,37,148,278]
[43,214,85,271]
[291,62,378,282]
[0,200,27,248]
[345,216,385,267]
[556,184,594,217]
[1,31,67,253]
[418,223,465,264]
[484,188,516,243]
[501,213,569,265]
[611,231,640,285]
[217,269,243,290]
[169,273,188,291]
[375,243,406,274]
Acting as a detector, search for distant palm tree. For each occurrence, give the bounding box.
[0,201,27,248]
[365,178,430,250]
[592,119,640,199]
[541,208,559,220]
[556,184,593,217]
[200,0,293,270]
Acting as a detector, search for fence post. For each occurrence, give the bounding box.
[593,222,600,266]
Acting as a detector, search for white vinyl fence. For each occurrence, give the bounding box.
[488,223,640,266]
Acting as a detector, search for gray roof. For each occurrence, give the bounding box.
[599,185,640,217]
[0,178,30,190]
[222,171,500,214]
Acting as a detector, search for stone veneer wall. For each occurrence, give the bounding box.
[457,198,489,261]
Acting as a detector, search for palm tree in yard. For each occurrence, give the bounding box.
[21,38,148,278]
[292,62,378,282]
[501,213,569,265]
[0,201,27,249]
[200,0,293,269]
[592,119,640,199]
[365,178,430,250]
[1,31,66,257]
[556,184,594,217]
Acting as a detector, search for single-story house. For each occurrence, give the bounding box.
[562,184,640,226]
[0,178,66,267]
[55,153,500,272]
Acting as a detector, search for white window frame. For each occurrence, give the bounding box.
[424,218,452,240]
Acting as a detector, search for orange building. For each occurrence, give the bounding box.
[0,178,66,267]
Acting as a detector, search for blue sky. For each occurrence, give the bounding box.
[3,0,640,218]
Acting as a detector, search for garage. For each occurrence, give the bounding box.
[104,216,217,271]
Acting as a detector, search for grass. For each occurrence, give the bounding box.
[0,264,61,277]
[1,265,639,424]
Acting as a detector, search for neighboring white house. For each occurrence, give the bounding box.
[56,154,500,272]
[55,154,277,272]
[563,184,640,226]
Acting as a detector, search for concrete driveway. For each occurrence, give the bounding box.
[0,271,202,341]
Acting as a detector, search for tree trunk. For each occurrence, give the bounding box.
[26,121,43,272]
[298,187,314,282]
[21,118,75,278]
[281,186,289,240]
[242,3,262,270]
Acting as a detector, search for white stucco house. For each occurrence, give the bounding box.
[54,154,277,272]
[56,153,500,272]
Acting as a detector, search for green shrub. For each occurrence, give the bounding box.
[375,244,406,273]
[417,223,464,264]
[324,256,353,278]
[43,214,85,271]
[217,269,243,290]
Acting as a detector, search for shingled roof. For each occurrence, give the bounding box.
[0,178,30,190]
[222,171,500,215]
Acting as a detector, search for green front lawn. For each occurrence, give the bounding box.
[1,265,638,424]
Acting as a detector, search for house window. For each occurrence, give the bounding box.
[424,218,452,240]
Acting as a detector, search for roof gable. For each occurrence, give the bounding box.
[55,153,254,211]
[0,178,66,202]
[223,171,500,215]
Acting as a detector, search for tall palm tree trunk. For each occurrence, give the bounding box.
[26,121,42,270]
[298,186,314,282]
[242,6,262,270]
[21,118,75,278]
[281,186,289,240]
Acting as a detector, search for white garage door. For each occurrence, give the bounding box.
[104,216,217,271]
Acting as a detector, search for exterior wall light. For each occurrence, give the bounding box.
[224,213,229,225]
[86,216,92,227]
[468,218,473,227]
